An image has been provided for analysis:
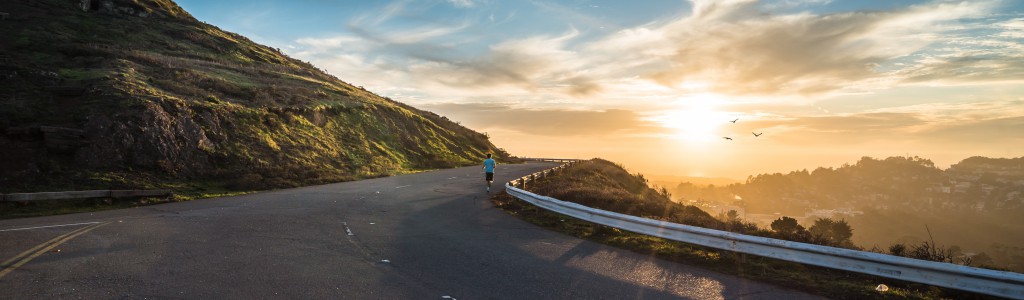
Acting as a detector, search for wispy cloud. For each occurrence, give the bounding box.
[623,0,1011,95]
[421,103,665,136]
[295,0,1021,106]
[728,99,1024,145]
[447,0,475,8]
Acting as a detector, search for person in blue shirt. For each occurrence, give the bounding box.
[483,153,496,193]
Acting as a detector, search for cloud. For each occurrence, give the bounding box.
[605,0,1009,95]
[421,103,662,136]
[730,100,1024,145]
[998,18,1024,38]
[762,0,833,11]
[292,0,1020,106]
[420,29,585,89]
[921,116,1024,142]
[294,4,605,98]
[447,0,475,8]
[787,113,926,132]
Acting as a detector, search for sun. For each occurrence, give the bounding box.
[651,93,734,143]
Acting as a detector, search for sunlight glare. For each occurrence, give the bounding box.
[651,93,734,143]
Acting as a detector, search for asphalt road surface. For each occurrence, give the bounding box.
[0,162,821,299]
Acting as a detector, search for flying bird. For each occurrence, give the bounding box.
[753,132,763,137]
[730,118,738,123]
[723,137,733,140]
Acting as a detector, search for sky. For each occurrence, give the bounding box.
[176,0,1024,180]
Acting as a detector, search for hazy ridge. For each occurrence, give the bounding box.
[669,155,1024,272]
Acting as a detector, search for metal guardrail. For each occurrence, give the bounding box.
[1,190,171,202]
[505,160,1024,299]
[522,158,579,163]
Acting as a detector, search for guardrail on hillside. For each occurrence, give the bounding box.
[522,158,579,163]
[504,160,1024,299]
[507,160,578,190]
[0,190,171,202]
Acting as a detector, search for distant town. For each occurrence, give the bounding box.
[667,156,1024,219]
[665,156,1024,271]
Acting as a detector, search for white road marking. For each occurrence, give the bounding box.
[380,259,390,263]
[0,222,101,232]
[395,185,411,189]
[342,222,354,236]
[447,177,458,180]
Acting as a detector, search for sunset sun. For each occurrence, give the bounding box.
[651,94,735,143]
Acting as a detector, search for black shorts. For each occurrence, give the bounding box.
[485,172,494,181]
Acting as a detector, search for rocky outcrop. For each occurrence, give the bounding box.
[76,0,194,20]
[77,101,213,176]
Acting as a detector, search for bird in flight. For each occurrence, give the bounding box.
[730,118,738,123]
[723,137,733,140]
[753,132,763,137]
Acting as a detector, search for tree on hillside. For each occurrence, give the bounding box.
[771,216,804,234]
[809,218,855,248]
[725,210,739,222]
[771,216,811,242]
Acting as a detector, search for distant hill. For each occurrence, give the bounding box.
[647,174,739,191]
[667,155,1024,272]
[671,155,1024,215]
[0,0,512,193]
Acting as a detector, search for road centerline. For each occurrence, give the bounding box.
[0,222,110,280]
[0,222,101,232]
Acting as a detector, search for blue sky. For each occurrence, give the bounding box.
[176,0,1024,178]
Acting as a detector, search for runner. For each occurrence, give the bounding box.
[483,153,496,193]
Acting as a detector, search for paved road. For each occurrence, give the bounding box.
[0,162,821,299]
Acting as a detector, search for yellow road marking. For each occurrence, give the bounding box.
[0,222,109,280]
[0,224,96,268]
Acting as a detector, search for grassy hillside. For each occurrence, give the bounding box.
[493,159,994,299]
[0,0,513,197]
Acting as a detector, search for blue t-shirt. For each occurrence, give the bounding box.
[483,158,496,173]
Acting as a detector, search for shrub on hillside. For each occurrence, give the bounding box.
[526,159,729,232]
[524,159,859,247]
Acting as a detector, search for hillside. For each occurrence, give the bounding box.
[669,155,1024,272]
[507,159,786,237]
[0,0,512,194]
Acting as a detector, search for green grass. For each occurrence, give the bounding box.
[0,0,520,218]
[491,159,1001,300]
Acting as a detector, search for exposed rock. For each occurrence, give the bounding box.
[77,101,213,176]
[76,0,189,19]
